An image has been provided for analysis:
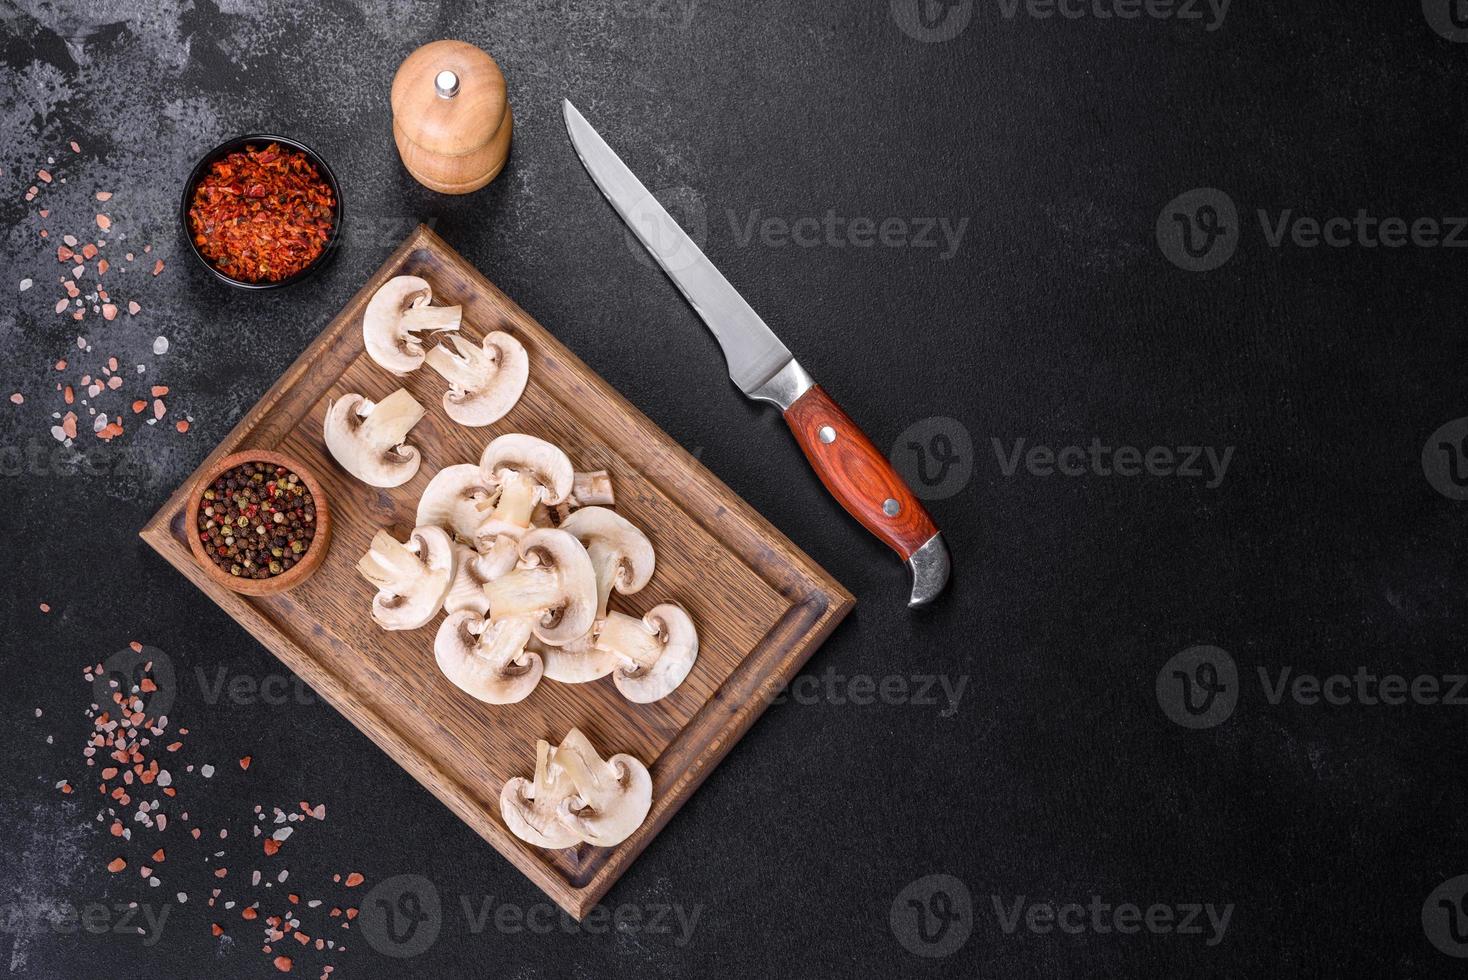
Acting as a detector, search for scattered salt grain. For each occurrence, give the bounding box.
[19,278,31,291]
[153,336,169,355]
[201,764,215,778]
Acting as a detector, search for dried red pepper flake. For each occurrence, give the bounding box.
[187,143,335,283]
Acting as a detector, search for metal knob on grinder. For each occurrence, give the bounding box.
[391,40,512,194]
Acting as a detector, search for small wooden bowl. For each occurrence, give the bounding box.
[186,450,332,596]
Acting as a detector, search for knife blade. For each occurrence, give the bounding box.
[563,99,950,607]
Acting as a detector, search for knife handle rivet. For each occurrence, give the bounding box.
[883,498,901,517]
[818,425,836,445]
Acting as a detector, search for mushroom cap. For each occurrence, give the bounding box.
[514,527,598,645]
[610,603,699,703]
[559,506,655,613]
[431,331,529,427]
[363,275,433,375]
[417,463,498,544]
[323,390,425,488]
[359,525,456,630]
[478,434,574,506]
[434,610,544,704]
[537,633,620,684]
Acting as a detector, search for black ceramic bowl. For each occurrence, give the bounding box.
[180,134,343,290]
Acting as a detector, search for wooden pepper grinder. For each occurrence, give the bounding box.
[391,40,513,194]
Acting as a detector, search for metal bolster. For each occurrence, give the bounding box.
[906,533,951,608]
[747,359,816,412]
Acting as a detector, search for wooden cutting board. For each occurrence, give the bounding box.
[140,225,853,918]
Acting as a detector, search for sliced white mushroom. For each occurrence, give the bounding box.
[323,389,426,488]
[424,331,529,427]
[500,729,651,850]
[550,728,652,847]
[500,737,583,848]
[540,507,655,684]
[417,464,499,545]
[597,603,699,703]
[558,507,654,620]
[434,610,543,704]
[355,526,456,630]
[363,275,461,375]
[477,435,574,539]
[481,527,597,646]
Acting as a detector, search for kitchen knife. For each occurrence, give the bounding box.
[563,99,950,607]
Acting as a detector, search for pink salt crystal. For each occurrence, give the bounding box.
[153,400,165,420]
[53,298,67,313]
[127,301,140,315]
[96,191,112,201]
[9,394,21,405]
[102,304,117,321]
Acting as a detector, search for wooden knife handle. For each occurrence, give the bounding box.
[783,385,940,560]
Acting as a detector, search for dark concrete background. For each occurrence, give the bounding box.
[4,0,1468,976]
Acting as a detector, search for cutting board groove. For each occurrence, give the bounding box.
[141,226,852,918]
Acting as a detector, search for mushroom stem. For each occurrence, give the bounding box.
[584,542,623,620]
[488,470,540,531]
[484,565,564,621]
[572,470,615,506]
[358,389,426,449]
[356,531,426,594]
[424,334,485,391]
[595,610,664,672]
[401,304,462,334]
[477,615,536,670]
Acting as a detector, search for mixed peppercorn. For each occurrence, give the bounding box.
[198,462,315,579]
[187,142,336,283]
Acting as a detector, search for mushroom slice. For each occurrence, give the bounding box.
[482,528,597,645]
[598,603,699,703]
[444,543,495,616]
[499,729,651,849]
[363,275,458,375]
[559,507,654,620]
[355,526,456,630]
[477,435,574,538]
[417,464,500,545]
[424,331,529,427]
[500,738,583,849]
[323,389,426,488]
[434,610,543,705]
[550,728,652,848]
